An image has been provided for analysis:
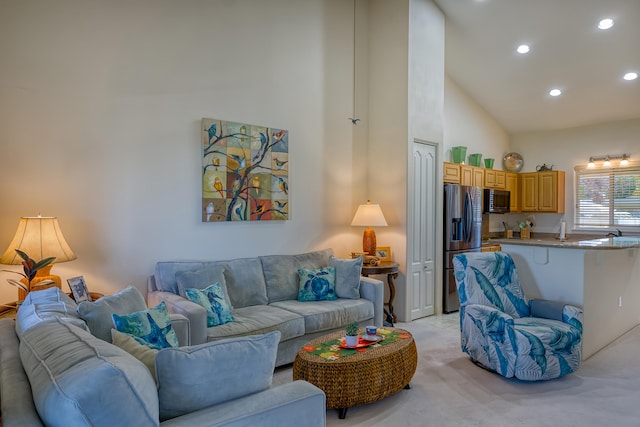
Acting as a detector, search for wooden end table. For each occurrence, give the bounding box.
[293,327,417,419]
[361,261,399,324]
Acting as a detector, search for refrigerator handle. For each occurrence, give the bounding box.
[463,192,472,242]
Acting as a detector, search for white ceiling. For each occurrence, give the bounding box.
[433,0,640,135]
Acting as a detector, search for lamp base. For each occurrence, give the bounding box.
[18,265,62,301]
[363,227,377,256]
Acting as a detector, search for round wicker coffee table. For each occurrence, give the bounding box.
[293,327,417,419]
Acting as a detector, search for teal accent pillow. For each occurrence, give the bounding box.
[112,301,179,350]
[330,255,363,299]
[184,283,234,327]
[297,267,337,302]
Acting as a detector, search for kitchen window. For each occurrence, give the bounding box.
[574,164,640,229]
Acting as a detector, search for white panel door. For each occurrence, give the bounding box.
[410,141,436,319]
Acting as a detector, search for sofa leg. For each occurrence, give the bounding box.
[338,408,348,419]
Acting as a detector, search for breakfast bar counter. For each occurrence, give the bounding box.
[495,236,640,359]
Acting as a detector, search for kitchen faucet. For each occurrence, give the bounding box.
[606,229,622,237]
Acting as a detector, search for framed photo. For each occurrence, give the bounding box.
[375,246,392,262]
[67,276,92,303]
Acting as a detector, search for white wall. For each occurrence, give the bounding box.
[510,118,640,234]
[0,0,365,303]
[443,76,510,165]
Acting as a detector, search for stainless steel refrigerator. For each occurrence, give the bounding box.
[443,183,483,313]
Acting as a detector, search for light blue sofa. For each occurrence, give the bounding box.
[453,251,583,381]
[0,287,326,426]
[147,248,385,367]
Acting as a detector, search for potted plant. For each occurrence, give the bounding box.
[345,321,360,347]
[2,249,56,301]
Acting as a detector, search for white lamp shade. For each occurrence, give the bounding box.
[351,202,388,227]
[0,216,76,264]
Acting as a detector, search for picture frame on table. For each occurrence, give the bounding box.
[375,246,392,262]
[67,276,92,303]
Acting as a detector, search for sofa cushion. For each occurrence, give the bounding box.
[261,248,334,303]
[297,267,337,302]
[184,283,234,327]
[154,258,268,308]
[19,318,158,426]
[330,255,363,299]
[175,266,233,310]
[77,286,148,343]
[270,299,374,334]
[112,301,179,350]
[156,331,280,421]
[205,305,304,342]
[111,329,158,382]
[15,287,87,338]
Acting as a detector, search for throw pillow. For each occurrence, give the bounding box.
[330,255,363,299]
[297,267,337,302]
[155,331,280,421]
[77,286,147,343]
[111,329,159,382]
[175,266,234,311]
[112,301,179,350]
[184,283,234,327]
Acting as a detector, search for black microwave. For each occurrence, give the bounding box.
[483,189,510,214]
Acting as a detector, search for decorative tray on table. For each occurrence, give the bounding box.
[339,334,384,349]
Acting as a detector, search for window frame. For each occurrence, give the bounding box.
[574,162,640,232]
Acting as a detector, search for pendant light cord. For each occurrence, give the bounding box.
[349,0,360,125]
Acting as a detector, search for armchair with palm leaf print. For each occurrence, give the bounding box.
[453,251,582,381]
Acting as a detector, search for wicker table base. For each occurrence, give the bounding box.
[293,327,417,419]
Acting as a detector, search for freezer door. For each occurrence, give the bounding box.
[444,184,482,252]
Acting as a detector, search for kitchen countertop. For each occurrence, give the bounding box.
[488,235,640,250]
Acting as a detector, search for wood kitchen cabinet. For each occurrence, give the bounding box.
[460,165,484,187]
[484,169,506,189]
[521,170,565,213]
[505,172,520,213]
[443,162,460,183]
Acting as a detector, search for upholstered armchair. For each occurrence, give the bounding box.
[453,251,582,381]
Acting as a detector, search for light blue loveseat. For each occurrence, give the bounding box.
[0,287,326,426]
[147,248,385,367]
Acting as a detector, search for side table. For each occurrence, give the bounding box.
[361,261,399,325]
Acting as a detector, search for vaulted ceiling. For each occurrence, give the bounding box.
[434,0,640,134]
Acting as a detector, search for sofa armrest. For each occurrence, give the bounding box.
[530,299,583,331]
[169,313,190,347]
[0,320,45,427]
[159,381,326,427]
[359,276,384,327]
[147,291,207,345]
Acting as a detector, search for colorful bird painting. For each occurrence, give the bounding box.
[252,176,260,196]
[254,202,265,214]
[206,123,217,142]
[213,177,224,198]
[205,202,214,221]
[272,129,285,140]
[275,200,287,210]
[229,153,246,171]
[274,158,288,169]
[278,177,288,195]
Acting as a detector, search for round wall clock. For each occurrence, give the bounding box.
[503,152,524,172]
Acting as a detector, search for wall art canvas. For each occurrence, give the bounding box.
[202,118,289,222]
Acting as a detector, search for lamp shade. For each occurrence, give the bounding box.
[0,216,76,265]
[350,201,388,227]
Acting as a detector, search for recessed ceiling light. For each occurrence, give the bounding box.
[549,89,562,97]
[623,72,638,81]
[516,44,530,54]
[598,18,614,30]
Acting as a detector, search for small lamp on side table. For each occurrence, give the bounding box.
[0,215,77,301]
[351,200,388,256]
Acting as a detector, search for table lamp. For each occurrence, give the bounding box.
[0,215,76,300]
[351,200,388,256]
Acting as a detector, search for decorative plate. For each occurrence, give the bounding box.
[361,334,383,342]
[503,152,524,172]
[339,335,383,349]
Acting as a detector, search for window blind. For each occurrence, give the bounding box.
[574,164,640,228]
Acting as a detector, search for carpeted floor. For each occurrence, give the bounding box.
[273,314,640,427]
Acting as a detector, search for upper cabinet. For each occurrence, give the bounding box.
[484,169,506,189]
[461,165,484,187]
[505,172,519,213]
[521,171,565,213]
[443,162,461,183]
